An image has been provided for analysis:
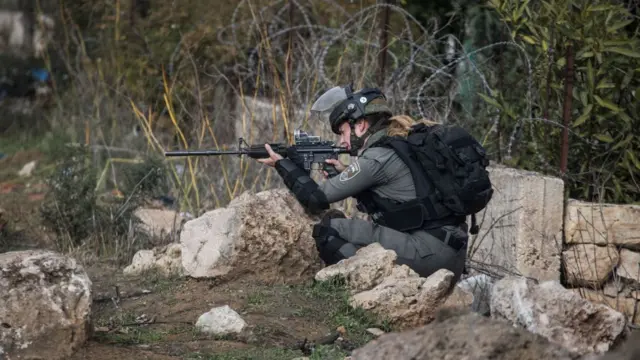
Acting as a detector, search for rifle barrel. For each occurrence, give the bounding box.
[164,150,246,157]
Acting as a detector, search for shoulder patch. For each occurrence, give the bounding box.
[339,160,361,182]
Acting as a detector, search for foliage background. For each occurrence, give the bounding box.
[1,0,639,257]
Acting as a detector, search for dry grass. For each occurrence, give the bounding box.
[3,0,625,292]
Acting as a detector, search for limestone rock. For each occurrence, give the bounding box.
[490,276,627,356]
[195,305,247,335]
[573,288,639,325]
[123,243,184,276]
[314,243,397,293]
[593,329,640,360]
[439,284,475,312]
[616,249,640,283]
[133,208,184,241]
[180,189,322,283]
[456,274,494,315]
[17,161,36,177]
[315,243,461,330]
[563,244,619,287]
[366,328,385,337]
[350,309,581,360]
[565,200,640,248]
[0,250,92,360]
[350,267,454,330]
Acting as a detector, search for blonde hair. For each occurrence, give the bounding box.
[386,115,441,137]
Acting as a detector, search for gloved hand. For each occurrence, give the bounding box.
[286,147,309,173]
[323,162,339,178]
[322,158,347,179]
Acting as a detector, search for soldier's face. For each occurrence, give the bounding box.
[337,120,368,150]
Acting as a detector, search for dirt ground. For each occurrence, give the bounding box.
[69,263,371,360]
[0,149,383,360]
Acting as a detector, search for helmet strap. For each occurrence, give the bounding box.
[347,116,390,155]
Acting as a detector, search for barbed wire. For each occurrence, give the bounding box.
[207,0,570,172]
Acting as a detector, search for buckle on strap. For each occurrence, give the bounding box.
[426,227,467,251]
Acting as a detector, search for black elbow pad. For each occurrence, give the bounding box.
[275,159,330,214]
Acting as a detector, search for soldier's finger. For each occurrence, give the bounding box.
[264,143,274,154]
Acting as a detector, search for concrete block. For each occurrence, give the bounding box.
[468,165,564,281]
[565,199,640,249]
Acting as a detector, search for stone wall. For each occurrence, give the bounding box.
[563,200,640,326]
[467,167,640,327]
[467,164,565,282]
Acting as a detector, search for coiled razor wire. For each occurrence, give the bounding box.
[167,0,608,177]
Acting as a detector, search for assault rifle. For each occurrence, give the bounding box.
[164,129,349,177]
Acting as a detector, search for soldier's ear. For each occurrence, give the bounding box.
[356,118,368,132]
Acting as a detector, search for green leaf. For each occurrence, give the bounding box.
[614,178,623,198]
[604,47,640,58]
[521,35,537,45]
[541,39,549,52]
[607,19,634,33]
[627,150,640,170]
[594,95,622,113]
[587,4,616,11]
[577,51,594,59]
[595,133,614,143]
[618,111,633,123]
[587,60,594,91]
[612,134,633,151]
[572,104,593,127]
[579,91,588,107]
[596,81,615,90]
[621,70,634,89]
[603,40,632,46]
[478,93,502,109]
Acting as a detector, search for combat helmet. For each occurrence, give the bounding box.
[310,85,392,154]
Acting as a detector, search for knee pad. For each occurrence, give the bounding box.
[312,223,348,265]
[321,209,346,225]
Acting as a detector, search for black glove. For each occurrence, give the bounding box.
[323,162,339,178]
[286,147,309,173]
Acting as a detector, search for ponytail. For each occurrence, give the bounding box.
[386,115,440,137]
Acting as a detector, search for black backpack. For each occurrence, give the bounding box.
[376,123,493,235]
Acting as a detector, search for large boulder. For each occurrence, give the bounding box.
[490,276,627,356]
[350,308,581,360]
[180,188,323,283]
[315,243,466,330]
[0,250,92,360]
